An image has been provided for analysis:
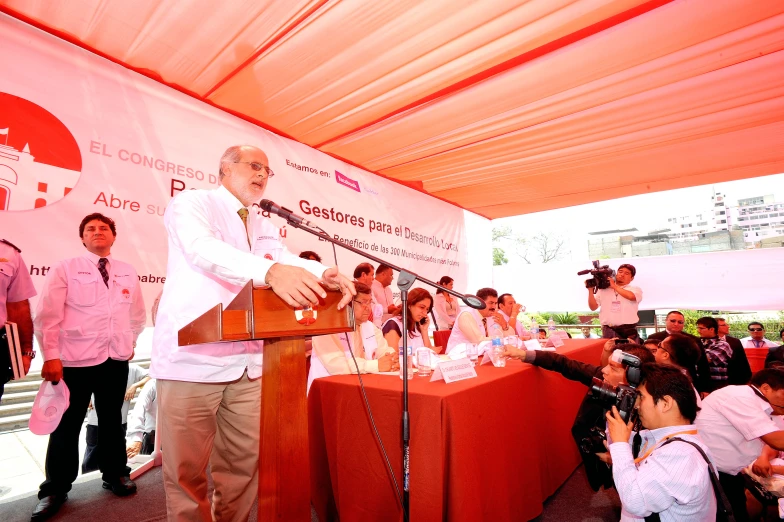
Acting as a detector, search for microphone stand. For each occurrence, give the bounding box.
[281,218,484,522]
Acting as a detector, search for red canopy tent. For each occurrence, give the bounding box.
[2,0,782,218]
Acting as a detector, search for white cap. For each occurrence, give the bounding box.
[29,381,70,435]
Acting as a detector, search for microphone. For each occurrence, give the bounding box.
[259,199,316,228]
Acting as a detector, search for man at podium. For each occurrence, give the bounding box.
[150,145,355,522]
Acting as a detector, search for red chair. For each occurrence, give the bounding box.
[433,330,452,354]
[746,347,768,374]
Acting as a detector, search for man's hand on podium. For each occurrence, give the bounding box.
[265,264,329,308]
[321,266,356,310]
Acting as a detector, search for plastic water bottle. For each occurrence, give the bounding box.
[491,332,505,367]
[531,319,539,338]
[548,317,556,335]
[399,342,413,380]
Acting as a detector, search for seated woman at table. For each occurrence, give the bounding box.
[307,283,399,393]
[382,288,434,352]
[433,276,458,329]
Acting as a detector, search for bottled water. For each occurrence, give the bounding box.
[530,319,539,338]
[490,322,504,338]
[399,343,413,380]
[491,335,505,367]
[492,344,507,367]
[548,317,556,335]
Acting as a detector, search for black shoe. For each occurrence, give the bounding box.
[31,494,67,520]
[101,476,137,496]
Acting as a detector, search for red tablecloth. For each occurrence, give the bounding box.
[308,339,606,522]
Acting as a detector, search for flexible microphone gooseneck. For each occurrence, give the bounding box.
[259,199,316,228]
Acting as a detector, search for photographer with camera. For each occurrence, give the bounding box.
[582,263,642,343]
[606,364,717,521]
[695,368,784,521]
[504,343,654,490]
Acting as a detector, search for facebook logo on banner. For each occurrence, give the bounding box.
[335,171,361,193]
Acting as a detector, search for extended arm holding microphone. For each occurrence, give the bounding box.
[260,198,482,522]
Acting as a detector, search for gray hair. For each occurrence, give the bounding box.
[218,145,245,180]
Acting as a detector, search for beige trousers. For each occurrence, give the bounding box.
[157,372,260,522]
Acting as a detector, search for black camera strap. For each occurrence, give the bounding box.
[643,437,735,522]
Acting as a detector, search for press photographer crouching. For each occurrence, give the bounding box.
[582,262,643,343]
[504,344,654,491]
[606,364,718,521]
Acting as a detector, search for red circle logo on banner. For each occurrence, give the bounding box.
[0,93,82,211]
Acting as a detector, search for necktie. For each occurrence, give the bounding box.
[482,317,488,336]
[98,258,109,287]
[755,339,763,348]
[237,208,251,248]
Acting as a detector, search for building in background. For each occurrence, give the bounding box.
[726,194,784,246]
[585,189,781,259]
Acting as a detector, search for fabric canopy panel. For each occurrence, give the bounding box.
[2,0,783,218]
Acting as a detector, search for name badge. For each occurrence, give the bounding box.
[430,357,477,383]
[611,301,622,313]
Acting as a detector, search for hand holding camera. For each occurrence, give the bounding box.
[606,405,634,446]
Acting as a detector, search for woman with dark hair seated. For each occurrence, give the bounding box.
[382,288,434,352]
[433,276,458,329]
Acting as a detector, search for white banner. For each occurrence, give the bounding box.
[494,248,784,313]
[0,14,478,334]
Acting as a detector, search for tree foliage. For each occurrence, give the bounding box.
[493,247,508,266]
[491,226,568,264]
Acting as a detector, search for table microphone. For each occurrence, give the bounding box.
[259,199,316,228]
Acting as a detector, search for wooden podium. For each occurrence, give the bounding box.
[178,281,354,521]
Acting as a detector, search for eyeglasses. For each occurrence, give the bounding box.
[749,328,764,332]
[353,300,372,308]
[233,161,275,178]
[667,320,685,324]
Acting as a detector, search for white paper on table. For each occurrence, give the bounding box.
[480,351,493,365]
[523,339,541,351]
[448,343,467,360]
[476,340,492,355]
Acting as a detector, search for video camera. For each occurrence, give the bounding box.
[579,351,642,455]
[577,260,615,292]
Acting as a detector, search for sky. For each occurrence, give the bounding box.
[491,173,784,264]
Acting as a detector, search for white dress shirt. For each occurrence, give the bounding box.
[150,185,326,383]
[695,384,780,475]
[594,285,643,326]
[371,279,395,328]
[446,308,488,354]
[34,253,146,366]
[126,379,157,443]
[609,425,716,521]
[0,241,37,324]
[739,336,779,349]
[307,321,391,393]
[382,317,427,351]
[497,309,526,338]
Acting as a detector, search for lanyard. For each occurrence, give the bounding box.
[634,429,699,464]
